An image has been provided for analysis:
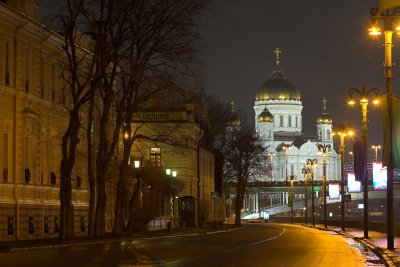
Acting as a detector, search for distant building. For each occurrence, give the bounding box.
[253,48,341,182]
[128,104,217,227]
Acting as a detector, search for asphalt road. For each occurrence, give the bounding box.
[0,224,366,267]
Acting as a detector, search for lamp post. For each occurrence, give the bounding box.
[306,158,317,227]
[166,168,178,229]
[348,87,379,239]
[289,175,296,224]
[317,144,332,229]
[371,145,382,162]
[301,167,311,225]
[283,145,291,180]
[368,6,399,250]
[332,125,353,231]
[267,152,276,182]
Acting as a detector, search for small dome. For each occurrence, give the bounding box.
[258,107,274,123]
[317,98,332,124]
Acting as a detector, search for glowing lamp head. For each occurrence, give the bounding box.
[368,26,382,35]
[166,169,171,175]
[134,160,140,169]
[347,98,356,105]
[172,171,177,177]
[124,132,129,139]
[372,98,379,105]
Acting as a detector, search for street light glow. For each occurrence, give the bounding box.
[368,26,382,35]
[166,168,171,175]
[172,170,177,177]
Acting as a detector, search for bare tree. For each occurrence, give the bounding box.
[112,0,207,236]
[223,118,267,226]
[57,0,98,241]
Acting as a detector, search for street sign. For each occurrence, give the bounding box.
[343,194,351,202]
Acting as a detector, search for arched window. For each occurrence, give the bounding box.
[280,115,284,127]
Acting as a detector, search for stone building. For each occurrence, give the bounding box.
[129,104,217,227]
[0,0,88,241]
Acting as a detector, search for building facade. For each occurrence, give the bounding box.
[254,48,341,182]
[129,104,217,227]
[0,0,89,241]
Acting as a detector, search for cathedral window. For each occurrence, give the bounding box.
[327,130,330,139]
[288,116,292,127]
[295,116,298,128]
[280,115,283,127]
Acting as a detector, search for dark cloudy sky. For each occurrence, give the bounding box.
[36,0,395,153]
[199,0,398,150]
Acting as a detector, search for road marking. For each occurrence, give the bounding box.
[164,225,286,266]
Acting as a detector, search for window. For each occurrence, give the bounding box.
[295,116,298,128]
[150,147,161,167]
[5,40,10,86]
[51,64,56,102]
[3,133,8,182]
[24,136,30,169]
[280,115,284,127]
[24,47,30,92]
[41,58,44,97]
[288,116,292,127]
[327,130,331,139]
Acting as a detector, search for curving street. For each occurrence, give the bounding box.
[0,224,367,267]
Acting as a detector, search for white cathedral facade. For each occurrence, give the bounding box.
[254,48,341,182]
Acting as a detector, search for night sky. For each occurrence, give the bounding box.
[36,0,398,154]
[199,0,400,151]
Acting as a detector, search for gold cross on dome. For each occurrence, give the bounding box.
[322,98,328,110]
[274,47,281,65]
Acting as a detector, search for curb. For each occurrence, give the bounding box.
[335,230,398,267]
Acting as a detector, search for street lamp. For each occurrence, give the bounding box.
[267,152,276,182]
[301,167,311,225]
[282,145,291,180]
[369,7,399,249]
[348,86,379,239]
[306,158,318,227]
[317,144,332,229]
[288,175,296,224]
[166,168,178,229]
[371,145,382,162]
[332,125,353,231]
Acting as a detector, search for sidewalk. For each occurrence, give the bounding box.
[311,224,400,267]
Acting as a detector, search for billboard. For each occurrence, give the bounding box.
[328,183,340,200]
[347,173,361,193]
[373,162,387,190]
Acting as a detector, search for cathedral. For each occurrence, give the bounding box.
[254,48,341,182]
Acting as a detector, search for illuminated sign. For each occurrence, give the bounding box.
[347,173,361,193]
[329,183,340,200]
[373,162,387,190]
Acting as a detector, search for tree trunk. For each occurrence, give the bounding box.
[87,95,96,239]
[114,140,131,236]
[127,177,141,235]
[60,110,80,241]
